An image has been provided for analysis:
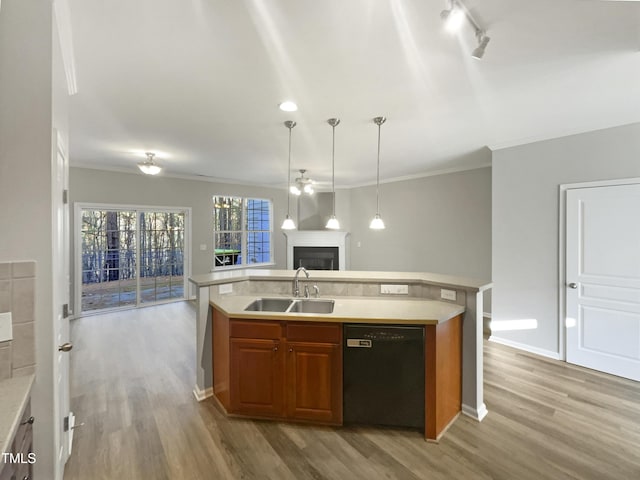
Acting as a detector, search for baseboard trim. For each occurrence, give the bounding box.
[193,385,213,402]
[489,336,561,360]
[461,402,488,422]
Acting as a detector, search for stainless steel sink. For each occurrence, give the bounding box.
[244,297,335,314]
[244,298,293,312]
[288,299,335,314]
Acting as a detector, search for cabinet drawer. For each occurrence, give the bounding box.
[230,320,282,340]
[286,322,341,344]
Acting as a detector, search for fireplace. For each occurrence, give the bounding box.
[293,246,339,270]
[284,231,349,270]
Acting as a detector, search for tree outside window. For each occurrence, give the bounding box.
[213,196,272,268]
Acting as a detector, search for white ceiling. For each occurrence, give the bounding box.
[66,0,640,188]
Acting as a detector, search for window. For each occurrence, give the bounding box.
[213,196,272,268]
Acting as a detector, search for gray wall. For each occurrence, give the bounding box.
[492,122,640,355]
[0,1,66,477]
[349,166,492,309]
[71,166,492,309]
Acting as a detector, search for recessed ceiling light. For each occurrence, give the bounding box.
[279,101,298,112]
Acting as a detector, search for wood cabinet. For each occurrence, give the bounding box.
[425,314,462,441]
[230,337,285,417]
[0,398,34,480]
[285,323,342,424]
[211,306,461,439]
[215,311,342,425]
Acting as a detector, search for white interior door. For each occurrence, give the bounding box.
[566,183,640,381]
[53,130,72,479]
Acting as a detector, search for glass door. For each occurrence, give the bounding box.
[80,209,137,312]
[139,211,185,304]
[79,206,188,314]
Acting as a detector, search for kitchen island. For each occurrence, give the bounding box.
[189,270,492,438]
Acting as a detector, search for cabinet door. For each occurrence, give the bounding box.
[230,338,285,418]
[286,342,342,424]
[0,462,14,480]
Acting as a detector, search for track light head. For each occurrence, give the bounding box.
[472,32,490,60]
[441,2,465,33]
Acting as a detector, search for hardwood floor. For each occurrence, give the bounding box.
[64,302,640,479]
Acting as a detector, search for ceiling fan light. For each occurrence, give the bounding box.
[369,214,385,230]
[304,183,314,195]
[290,185,302,196]
[138,152,162,175]
[138,163,162,175]
[326,215,340,230]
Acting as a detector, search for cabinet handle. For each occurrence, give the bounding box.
[289,348,293,353]
[21,416,35,425]
[273,346,278,352]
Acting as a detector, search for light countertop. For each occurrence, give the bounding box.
[0,374,34,455]
[211,295,465,325]
[190,269,491,292]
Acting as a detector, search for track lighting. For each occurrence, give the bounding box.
[440,3,465,33]
[472,32,490,60]
[441,0,490,60]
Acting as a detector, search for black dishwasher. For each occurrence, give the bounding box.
[343,324,425,430]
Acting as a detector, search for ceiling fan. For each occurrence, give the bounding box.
[290,169,315,195]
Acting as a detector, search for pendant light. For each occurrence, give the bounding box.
[326,118,340,230]
[370,116,386,230]
[281,120,297,230]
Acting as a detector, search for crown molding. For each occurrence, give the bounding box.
[53,0,78,95]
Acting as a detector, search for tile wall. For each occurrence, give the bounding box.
[0,261,36,380]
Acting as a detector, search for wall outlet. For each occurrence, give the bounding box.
[0,312,13,342]
[380,284,409,295]
[218,283,233,295]
[440,289,457,301]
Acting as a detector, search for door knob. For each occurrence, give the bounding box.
[58,342,73,352]
[568,283,578,289]
[20,416,35,425]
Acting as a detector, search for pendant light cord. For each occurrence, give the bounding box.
[375,122,381,214]
[284,120,296,216]
[331,123,336,216]
[287,126,292,215]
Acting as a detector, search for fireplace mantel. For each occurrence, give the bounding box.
[283,230,349,270]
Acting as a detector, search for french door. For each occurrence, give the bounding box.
[76,204,190,314]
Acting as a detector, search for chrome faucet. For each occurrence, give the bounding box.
[293,266,310,297]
